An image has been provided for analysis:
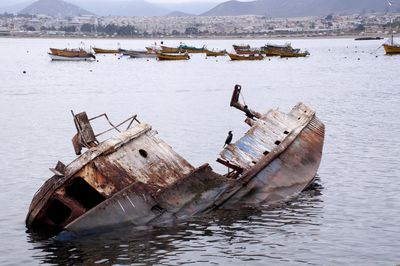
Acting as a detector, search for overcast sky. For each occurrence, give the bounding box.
[148,0,224,2]
[0,0,230,3]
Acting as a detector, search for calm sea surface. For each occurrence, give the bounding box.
[0,37,399,265]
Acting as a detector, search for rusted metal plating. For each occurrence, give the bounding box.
[26,85,325,237]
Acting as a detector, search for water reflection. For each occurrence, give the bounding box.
[27,179,323,265]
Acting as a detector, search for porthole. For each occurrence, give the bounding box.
[139,149,148,158]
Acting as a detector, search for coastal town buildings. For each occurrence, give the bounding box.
[0,12,398,38]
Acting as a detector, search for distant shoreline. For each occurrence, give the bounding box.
[0,34,393,41]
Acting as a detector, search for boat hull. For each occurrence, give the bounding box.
[221,116,324,207]
[48,53,96,61]
[50,48,89,57]
[206,50,226,57]
[228,53,264,61]
[157,53,190,61]
[160,46,180,53]
[280,52,309,58]
[93,48,119,54]
[383,44,400,54]
[129,53,157,59]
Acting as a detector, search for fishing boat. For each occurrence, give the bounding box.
[129,52,157,59]
[383,35,400,55]
[228,53,264,61]
[25,84,324,238]
[49,48,90,57]
[120,49,150,56]
[280,50,310,58]
[261,43,296,56]
[48,48,96,61]
[233,44,260,55]
[160,45,180,53]
[93,47,120,54]
[233,44,250,50]
[206,50,227,57]
[178,44,207,53]
[355,37,383,41]
[146,45,161,53]
[48,53,96,61]
[156,52,190,61]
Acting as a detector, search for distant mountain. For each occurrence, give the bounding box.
[165,11,194,17]
[19,0,92,16]
[69,0,168,16]
[155,2,218,16]
[0,1,33,14]
[202,0,400,17]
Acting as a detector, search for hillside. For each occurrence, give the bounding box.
[19,0,92,16]
[165,11,194,17]
[70,0,168,17]
[202,0,400,17]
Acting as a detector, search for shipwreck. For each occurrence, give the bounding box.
[26,85,325,237]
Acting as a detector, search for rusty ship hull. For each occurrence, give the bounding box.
[26,85,324,237]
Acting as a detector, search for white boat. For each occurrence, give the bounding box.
[48,53,96,61]
[129,52,157,59]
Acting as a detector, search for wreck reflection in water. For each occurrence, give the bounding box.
[27,180,323,265]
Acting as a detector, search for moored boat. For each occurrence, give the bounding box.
[355,37,383,41]
[129,52,157,59]
[206,50,227,57]
[156,52,190,61]
[233,44,250,50]
[280,50,310,58]
[261,43,296,56]
[178,44,207,53]
[93,47,120,54]
[160,45,180,53]
[120,49,150,56]
[383,35,400,55]
[25,84,324,238]
[233,44,260,55]
[145,45,161,53]
[48,53,96,61]
[49,48,90,57]
[228,53,264,61]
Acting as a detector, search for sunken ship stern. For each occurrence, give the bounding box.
[218,87,325,208]
[221,115,324,208]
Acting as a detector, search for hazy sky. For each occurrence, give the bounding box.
[0,0,231,3]
[148,0,224,2]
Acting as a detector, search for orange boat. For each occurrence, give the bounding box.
[280,50,310,58]
[160,45,180,53]
[383,35,400,55]
[261,44,297,56]
[93,47,120,54]
[206,50,227,57]
[49,48,90,57]
[156,52,190,61]
[228,53,264,61]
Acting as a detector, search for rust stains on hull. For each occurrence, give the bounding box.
[26,84,325,237]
